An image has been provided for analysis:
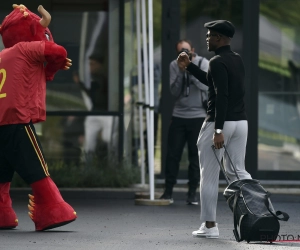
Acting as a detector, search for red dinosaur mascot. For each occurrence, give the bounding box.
[0,4,77,231]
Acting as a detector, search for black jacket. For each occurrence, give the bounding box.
[186,45,247,129]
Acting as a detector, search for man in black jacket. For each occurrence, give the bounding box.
[177,20,252,238]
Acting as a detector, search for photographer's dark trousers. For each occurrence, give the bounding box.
[164,116,205,192]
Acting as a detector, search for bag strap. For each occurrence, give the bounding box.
[198,57,207,100]
[211,145,241,184]
[223,145,240,180]
[185,71,190,97]
[198,57,204,68]
[211,145,230,184]
[200,89,207,104]
[265,192,290,221]
[173,69,187,101]
[232,191,242,242]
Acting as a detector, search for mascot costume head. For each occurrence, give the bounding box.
[0,4,70,81]
[0,4,53,48]
[0,4,76,231]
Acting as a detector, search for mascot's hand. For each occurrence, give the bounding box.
[44,42,68,81]
[45,57,71,80]
[63,58,72,70]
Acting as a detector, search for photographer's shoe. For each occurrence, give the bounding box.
[186,190,198,205]
[159,190,174,204]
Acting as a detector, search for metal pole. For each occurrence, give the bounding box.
[148,0,155,200]
[136,0,145,186]
[141,0,151,192]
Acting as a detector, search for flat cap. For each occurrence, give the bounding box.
[204,20,235,38]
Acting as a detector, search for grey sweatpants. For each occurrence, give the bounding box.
[196,120,252,222]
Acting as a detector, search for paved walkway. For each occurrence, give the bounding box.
[1,189,300,250]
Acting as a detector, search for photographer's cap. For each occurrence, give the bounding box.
[204,20,235,38]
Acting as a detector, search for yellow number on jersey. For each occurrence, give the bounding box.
[0,68,7,98]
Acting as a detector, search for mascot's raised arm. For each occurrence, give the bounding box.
[0,4,77,231]
[0,4,72,81]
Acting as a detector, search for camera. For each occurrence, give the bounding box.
[178,48,192,60]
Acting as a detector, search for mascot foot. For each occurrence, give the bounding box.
[29,177,77,231]
[0,207,19,229]
[0,182,18,229]
[28,195,77,231]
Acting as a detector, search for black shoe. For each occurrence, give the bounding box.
[159,191,174,204]
[186,191,198,205]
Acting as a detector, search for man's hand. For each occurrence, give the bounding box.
[213,133,224,149]
[177,52,191,69]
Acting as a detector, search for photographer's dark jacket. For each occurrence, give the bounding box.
[170,54,209,118]
[186,45,247,129]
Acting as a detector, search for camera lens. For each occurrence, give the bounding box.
[178,48,192,60]
[180,48,189,54]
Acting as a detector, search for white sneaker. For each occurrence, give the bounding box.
[192,222,219,238]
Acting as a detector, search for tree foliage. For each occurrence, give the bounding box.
[260,0,300,26]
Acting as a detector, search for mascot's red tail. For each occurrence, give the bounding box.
[28,177,77,231]
[0,182,18,229]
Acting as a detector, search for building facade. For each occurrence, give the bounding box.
[1,0,299,183]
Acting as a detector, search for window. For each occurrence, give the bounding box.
[258,0,300,171]
[0,1,122,167]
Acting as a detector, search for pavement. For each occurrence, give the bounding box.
[1,188,300,250]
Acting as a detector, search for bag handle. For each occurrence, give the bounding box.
[265,192,289,221]
[223,145,240,181]
[211,145,240,184]
[211,145,230,184]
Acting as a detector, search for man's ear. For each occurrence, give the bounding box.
[191,48,195,53]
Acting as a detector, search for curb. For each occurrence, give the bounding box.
[9,186,300,195]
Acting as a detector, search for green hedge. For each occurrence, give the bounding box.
[11,156,140,188]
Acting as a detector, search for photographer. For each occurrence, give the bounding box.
[160,39,209,205]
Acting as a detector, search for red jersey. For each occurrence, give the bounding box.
[0,41,46,125]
